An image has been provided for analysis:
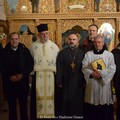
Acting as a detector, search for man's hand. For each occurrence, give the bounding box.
[10,73,24,82]
[10,75,18,82]
[91,70,101,80]
[16,73,23,81]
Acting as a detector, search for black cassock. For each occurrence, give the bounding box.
[56,47,85,117]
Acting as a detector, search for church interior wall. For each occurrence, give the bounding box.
[0,0,120,49]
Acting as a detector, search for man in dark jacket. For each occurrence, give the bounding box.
[112,32,120,120]
[2,32,34,120]
[80,24,98,53]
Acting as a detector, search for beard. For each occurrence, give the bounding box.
[69,44,76,49]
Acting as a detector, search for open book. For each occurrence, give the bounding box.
[91,58,106,70]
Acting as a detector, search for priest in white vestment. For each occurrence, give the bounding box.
[82,35,116,120]
[29,24,59,119]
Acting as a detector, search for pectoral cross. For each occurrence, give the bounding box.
[71,62,75,71]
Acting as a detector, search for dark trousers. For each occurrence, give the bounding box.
[30,75,36,120]
[84,103,114,120]
[116,90,120,120]
[7,91,29,120]
[55,87,63,116]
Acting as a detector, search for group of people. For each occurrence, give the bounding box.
[0,23,120,120]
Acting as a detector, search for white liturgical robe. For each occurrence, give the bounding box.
[30,39,59,118]
[82,50,116,105]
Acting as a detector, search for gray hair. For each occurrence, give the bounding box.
[94,34,104,42]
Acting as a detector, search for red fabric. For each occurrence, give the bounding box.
[83,37,89,45]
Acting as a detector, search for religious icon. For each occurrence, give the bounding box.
[96,62,102,70]
[0,0,6,20]
[91,58,106,71]
[98,23,115,51]
[0,26,7,48]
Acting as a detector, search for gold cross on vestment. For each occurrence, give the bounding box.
[71,62,75,71]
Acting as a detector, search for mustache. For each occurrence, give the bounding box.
[70,42,74,44]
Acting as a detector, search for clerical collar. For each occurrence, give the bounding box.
[11,46,18,51]
[117,43,120,50]
[93,47,105,54]
[89,37,94,41]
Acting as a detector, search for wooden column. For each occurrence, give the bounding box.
[56,19,62,49]
[115,18,120,46]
